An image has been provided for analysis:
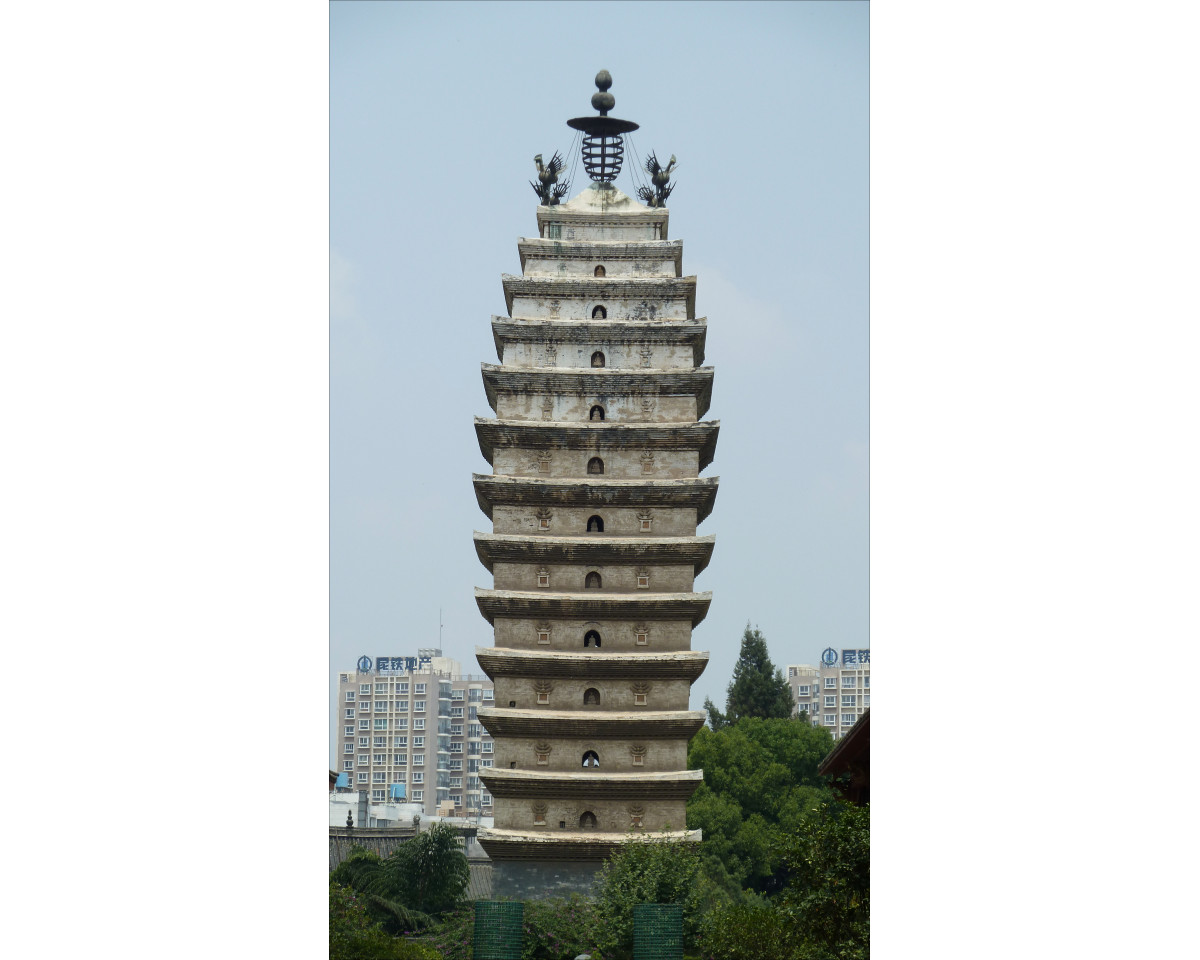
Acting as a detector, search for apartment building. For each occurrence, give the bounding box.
[787,647,870,740]
[336,648,496,817]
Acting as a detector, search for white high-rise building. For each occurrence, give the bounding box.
[787,646,869,740]
[336,648,495,816]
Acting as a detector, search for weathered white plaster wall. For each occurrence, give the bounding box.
[492,617,697,653]
[491,505,699,537]
[490,561,696,594]
[492,448,700,479]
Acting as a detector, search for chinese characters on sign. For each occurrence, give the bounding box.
[841,649,870,665]
[356,655,434,673]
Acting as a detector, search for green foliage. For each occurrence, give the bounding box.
[702,695,728,731]
[723,624,794,724]
[699,899,804,960]
[521,894,604,959]
[780,803,870,959]
[389,822,471,915]
[329,833,467,933]
[423,903,474,960]
[329,882,441,960]
[594,833,714,957]
[687,717,835,894]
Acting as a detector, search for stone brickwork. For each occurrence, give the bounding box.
[473,178,716,880]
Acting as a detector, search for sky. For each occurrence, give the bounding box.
[330,1,869,764]
[8,2,1200,956]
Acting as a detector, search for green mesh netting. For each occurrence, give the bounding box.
[473,900,524,960]
[633,903,683,960]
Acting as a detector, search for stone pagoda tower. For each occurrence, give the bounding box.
[473,72,717,895]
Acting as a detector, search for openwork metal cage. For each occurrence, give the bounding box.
[568,69,639,183]
[581,133,625,182]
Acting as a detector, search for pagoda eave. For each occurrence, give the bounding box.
[481,365,714,417]
[473,588,712,626]
[517,239,683,276]
[480,768,704,800]
[477,827,701,863]
[474,419,720,469]
[475,647,709,681]
[477,707,706,739]
[502,275,696,317]
[471,474,720,522]
[473,532,715,574]
[490,318,707,365]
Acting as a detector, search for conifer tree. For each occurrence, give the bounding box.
[724,624,794,723]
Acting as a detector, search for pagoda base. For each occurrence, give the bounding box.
[489,858,605,900]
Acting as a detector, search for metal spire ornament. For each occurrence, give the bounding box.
[567,70,640,183]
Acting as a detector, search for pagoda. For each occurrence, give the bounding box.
[473,72,717,895]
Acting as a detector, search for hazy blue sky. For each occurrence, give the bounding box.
[330,1,868,762]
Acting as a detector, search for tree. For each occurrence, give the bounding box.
[594,833,719,957]
[780,802,870,959]
[687,718,835,895]
[723,624,794,724]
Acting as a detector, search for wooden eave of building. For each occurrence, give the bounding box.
[473,588,712,626]
[534,203,669,237]
[473,532,716,575]
[480,767,704,800]
[474,418,720,470]
[477,827,700,863]
[471,474,719,523]
[475,646,709,681]
[476,707,705,739]
[502,276,697,319]
[817,708,870,806]
[491,317,707,365]
[517,239,683,275]
[481,364,714,418]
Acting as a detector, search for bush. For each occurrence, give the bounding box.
[522,894,604,959]
[699,899,803,960]
[329,882,442,960]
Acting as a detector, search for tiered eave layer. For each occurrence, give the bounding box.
[473,533,715,574]
[472,474,719,522]
[474,588,712,626]
[476,647,709,681]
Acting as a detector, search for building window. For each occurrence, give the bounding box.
[375,683,388,695]
[398,683,409,693]
[358,719,370,730]
[634,692,647,705]
[413,736,425,748]
[359,737,370,747]
[843,676,857,687]
[636,573,649,588]
[587,514,604,532]
[452,725,464,736]
[359,684,371,695]
[823,715,836,725]
[482,793,492,806]
[414,701,425,713]
[373,719,388,730]
[587,457,604,475]
[394,736,407,747]
[864,695,870,706]
[358,755,368,766]
[373,737,386,748]
[413,754,424,766]
[450,742,463,753]
[864,676,870,688]
[825,678,837,688]
[537,628,551,644]
[483,689,493,700]
[375,701,388,712]
[842,713,858,724]
[395,700,408,711]
[345,692,356,701]
[344,709,355,719]
[585,571,602,588]
[482,742,493,753]
[414,718,426,730]
[394,754,407,765]
[343,760,353,771]
[537,569,550,588]
[451,690,464,700]
[451,759,463,770]
[842,695,856,707]
[582,750,600,768]
[413,790,423,801]
[372,772,386,783]
[357,773,368,783]
[359,702,371,712]
[797,685,809,696]
[537,691,549,704]
[372,789,385,802]
[344,726,354,736]
[636,631,648,646]
[589,405,605,422]
[373,753,385,764]
[343,744,354,754]
[584,629,601,648]
[824,696,835,707]
[412,773,423,784]
[452,706,463,718]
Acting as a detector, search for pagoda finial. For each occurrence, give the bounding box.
[567,70,639,183]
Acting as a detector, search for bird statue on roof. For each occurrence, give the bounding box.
[530,152,570,205]
[637,152,677,207]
